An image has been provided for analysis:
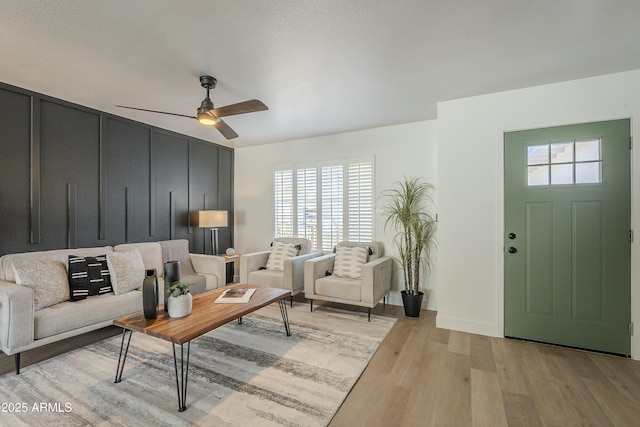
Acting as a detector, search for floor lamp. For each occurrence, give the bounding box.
[198,210,228,255]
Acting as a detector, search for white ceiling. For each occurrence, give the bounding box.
[1,1,640,148]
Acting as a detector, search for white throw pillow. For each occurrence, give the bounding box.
[12,260,70,310]
[333,245,369,279]
[106,250,145,295]
[265,242,298,271]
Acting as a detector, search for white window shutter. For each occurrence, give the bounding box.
[320,163,344,251]
[296,167,318,248]
[274,157,374,250]
[347,159,374,242]
[274,168,294,237]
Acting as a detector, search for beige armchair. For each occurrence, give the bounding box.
[304,241,392,321]
[239,237,322,306]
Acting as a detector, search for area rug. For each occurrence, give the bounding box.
[0,304,396,427]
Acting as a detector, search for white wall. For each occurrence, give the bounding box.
[437,69,640,359]
[235,120,438,309]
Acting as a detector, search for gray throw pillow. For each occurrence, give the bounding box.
[106,250,145,295]
[12,259,70,310]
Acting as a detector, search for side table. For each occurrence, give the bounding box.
[221,254,240,283]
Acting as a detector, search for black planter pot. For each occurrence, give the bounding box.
[401,290,424,317]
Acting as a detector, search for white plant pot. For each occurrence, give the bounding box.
[168,292,192,318]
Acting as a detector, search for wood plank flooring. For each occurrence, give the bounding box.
[328,303,640,427]
[1,301,639,426]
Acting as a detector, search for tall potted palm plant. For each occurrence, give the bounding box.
[381,177,436,317]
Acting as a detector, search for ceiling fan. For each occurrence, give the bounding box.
[116,75,268,140]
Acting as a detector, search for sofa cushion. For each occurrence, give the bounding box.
[106,251,145,295]
[179,274,207,295]
[68,255,112,300]
[266,242,298,271]
[11,260,70,310]
[34,291,142,340]
[315,276,362,302]
[333,245,369,279]
[114,242,164,277]
[0,246,114,282]
[160,239,195,275]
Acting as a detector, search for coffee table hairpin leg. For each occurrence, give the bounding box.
[172,342,191,412]
[278,299,291,337]
[114,329,133,383]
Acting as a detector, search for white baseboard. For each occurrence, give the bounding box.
[436,315,501,337]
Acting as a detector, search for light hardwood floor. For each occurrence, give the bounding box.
[329,304,640,427]
[2,302,639,426]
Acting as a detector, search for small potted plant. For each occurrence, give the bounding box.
[381,177,437,317]
[167,281,192,318]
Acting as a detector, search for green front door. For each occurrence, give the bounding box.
[504,119,631,355]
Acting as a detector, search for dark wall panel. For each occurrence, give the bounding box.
[0,88,31,255]
[152,130,190,242]
[105,118,152,244]
[0,81,232,256]
[218,147,234,253]
[40,100,101,250]
[189,140,219,254]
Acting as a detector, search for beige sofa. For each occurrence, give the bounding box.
[0,239,226,374]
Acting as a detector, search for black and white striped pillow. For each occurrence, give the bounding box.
[333,245,369,279]
[68,255,113,301]
[265,242,299,271]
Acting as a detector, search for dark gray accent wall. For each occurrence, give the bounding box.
[189,139,220,255]
[0,88,31,253]
[0,82,233,256]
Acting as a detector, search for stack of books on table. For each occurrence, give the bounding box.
[214,288,256,304]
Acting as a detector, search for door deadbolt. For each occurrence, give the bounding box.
[508,233,516,240]
[508,247,517,254]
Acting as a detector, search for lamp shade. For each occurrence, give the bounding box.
[199,210,228,228]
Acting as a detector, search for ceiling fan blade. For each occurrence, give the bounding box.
[115,105,196,120]
[211,99,268,118]
[213,118,239,139]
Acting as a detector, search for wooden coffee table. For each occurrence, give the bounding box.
[112,284,291,412]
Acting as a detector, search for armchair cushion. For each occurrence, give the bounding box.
[316,276,362,302]
[266,242,298,271]
[248,269,285,288]
[333,245,369,279]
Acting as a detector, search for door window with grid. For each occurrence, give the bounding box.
[527,139,602,186]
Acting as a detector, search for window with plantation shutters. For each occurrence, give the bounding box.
[296,167,318,248]
[320,163,344,251]
[273,157,374,251]
[274,168,294,238]
[347,159,373,242]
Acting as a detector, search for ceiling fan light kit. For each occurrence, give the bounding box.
[116,75,267,140]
